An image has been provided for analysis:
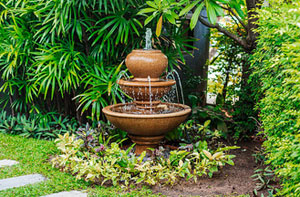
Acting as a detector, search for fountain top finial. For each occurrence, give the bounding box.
[144,28,152,50]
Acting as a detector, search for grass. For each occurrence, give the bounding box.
[0,133,158,197]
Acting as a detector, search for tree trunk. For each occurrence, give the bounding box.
[245,0,260,53]
[222,60,232,99]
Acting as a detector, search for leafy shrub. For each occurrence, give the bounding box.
[166,119,223,145]
[0,111,77,140]
[208,22,257,140]
[250,1,300,196]
[52,132,238,186]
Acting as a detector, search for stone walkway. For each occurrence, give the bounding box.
[0,159,19,167]
[43,191,87,197]
[0,174,46,191]
[0,159,87,196]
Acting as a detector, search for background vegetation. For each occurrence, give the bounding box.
[250,0,300,195]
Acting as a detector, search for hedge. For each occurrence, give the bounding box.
[251,1,300,196]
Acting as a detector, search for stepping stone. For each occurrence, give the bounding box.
[0,174,46,191]
[42,191,87,197]
[0,159,19,168]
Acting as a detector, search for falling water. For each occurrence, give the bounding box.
[172,70,185,105]
[117,71,131,105]
[166,72,179,103]
[144,28,152,50]
[148,76,152,112]
[165,70,185,104]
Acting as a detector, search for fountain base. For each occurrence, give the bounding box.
[129,135,164,155]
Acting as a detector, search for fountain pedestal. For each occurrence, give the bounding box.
[102,49,191,154]
[129,135,164,155]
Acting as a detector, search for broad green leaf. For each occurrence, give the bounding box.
[165,14,176,24]
[206,1,217,24]
[179,0,200,16]
[190,2,204,29]
[144,14,156,26]
[146,1,158,9]
[137,8,156,15]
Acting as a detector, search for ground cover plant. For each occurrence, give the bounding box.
[251,0,300,196]
[0,133,157,196]
[51,132,238,187]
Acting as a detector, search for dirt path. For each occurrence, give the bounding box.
[151,141,267,196]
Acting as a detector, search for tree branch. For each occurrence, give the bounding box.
[198,16,248,50]
[227,13,244,35]
[221,6,248,31]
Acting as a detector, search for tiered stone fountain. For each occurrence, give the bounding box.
[102,30,191,154]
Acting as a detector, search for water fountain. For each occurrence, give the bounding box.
[102,29,191,154]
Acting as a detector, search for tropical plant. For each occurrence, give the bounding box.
[0,111,78,140]
[0,0,193,121]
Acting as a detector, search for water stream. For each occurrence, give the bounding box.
[148,76,152,112]
[144,28,152,50]
[166,70,185,104]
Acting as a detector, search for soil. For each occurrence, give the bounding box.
[151,140,276,197]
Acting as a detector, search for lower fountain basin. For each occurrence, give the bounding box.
[102,103,191,137]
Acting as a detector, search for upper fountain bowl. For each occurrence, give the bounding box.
[125,49,168,81]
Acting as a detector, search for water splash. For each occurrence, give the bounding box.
[144,28,152,50]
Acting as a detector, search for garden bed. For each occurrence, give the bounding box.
[152,141,273,196]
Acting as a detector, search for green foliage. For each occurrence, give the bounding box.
[252,167,277,196]
[0,0,193,120]
[208,20,257,140]
[167,119,223,144]
[139,0,245,31]
[0,111,77,140]
[52,132,238,186]
[165,104,230,143]
[250,1,300,196]
[181,95,233,141]
[209,25,247,103]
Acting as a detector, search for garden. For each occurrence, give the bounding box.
[0,0,299,196]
